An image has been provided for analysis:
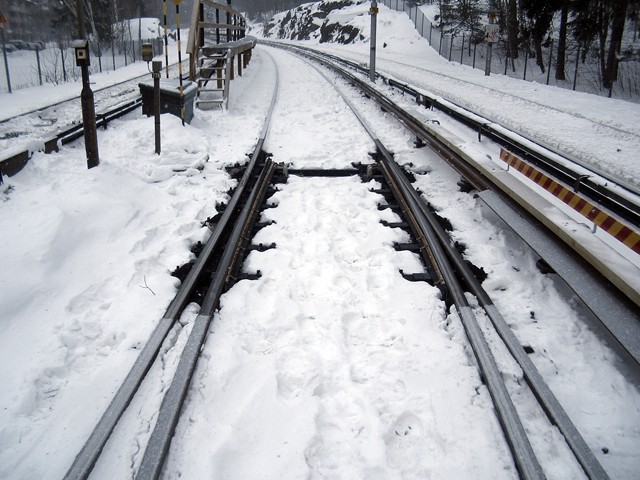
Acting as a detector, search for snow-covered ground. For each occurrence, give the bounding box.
[1,2,639,479]
[0,18,166,94]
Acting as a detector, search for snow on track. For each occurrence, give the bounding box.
[0,50,275,480]
[263,48,372,169]
[304,32,640,189]
[162,47,521,479]
[166,173,517,478]
[1,33,639,479]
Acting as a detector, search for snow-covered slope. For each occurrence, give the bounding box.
[263,0,369,43]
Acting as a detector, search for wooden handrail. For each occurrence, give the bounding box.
[187,0,251,81]
[199,22,246,31]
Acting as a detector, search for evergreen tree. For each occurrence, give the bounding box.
[521,0,562,73]
[556,0,570,80]
[506,0,519,60]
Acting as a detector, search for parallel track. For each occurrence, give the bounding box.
[60,46,621,480]
[0,65,188,178]
[261,41,640,229]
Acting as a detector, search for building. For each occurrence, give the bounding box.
[0,0,55,42]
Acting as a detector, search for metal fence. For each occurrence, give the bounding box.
[381,0,639,100]
[1,37,163,93]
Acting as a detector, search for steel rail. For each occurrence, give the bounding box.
[379,153,546,480]
[261,40,639,228]
[292,44,608,479]
[0,97,143,177]
[0,69,190,177]
[276,43,492,192]
[0,61,187,125]
[389,158,610,480]
[293,48,546,479]
[136,158,277,480]
[272,42,640,308]
[62,52,280,480]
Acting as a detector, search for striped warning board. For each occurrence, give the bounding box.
[500,148,640,255]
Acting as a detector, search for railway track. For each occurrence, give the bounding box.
[58,46,636,479]
[266,42,640,363]
[0,63,188,178]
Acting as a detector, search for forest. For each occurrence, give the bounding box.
[432,0,639,89]
[44,0,640,89]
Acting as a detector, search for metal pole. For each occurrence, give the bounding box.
[173,0,185,125]
[608,55,616,98]
[546,39,553,85]
[153,60,162,154]
[61,43,67,82]
[573,44,581,91]
[163,0,169,77]
[370,1,378,82]
[36,46,42,85]
[485,0,497,76]
[473,43,477,68]
[504,46,509,74]
[76,0,100,168]
[226,0,231,42]
[1,26,12,93]
[216,8,220,44]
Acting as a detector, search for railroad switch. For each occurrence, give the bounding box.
[381,220,408,229]
[393,243,420,253]
[252,220,275,236]
[171,260,195,283]
[235,270,262,281]
[457,178,475,193]
[400,269,434,284]
[535,258,555,275]
[248,242,276,252]
[377,203,401,213]
[429,209,453,231]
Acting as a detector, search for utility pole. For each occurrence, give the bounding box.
[369,0,378,82]
[75,0,100,168]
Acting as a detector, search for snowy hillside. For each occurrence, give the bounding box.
[263,0,369,43]
[260,0,437,57]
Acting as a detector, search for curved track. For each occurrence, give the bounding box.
[57,45,635,479]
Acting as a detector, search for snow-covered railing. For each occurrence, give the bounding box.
[187,0,248,79]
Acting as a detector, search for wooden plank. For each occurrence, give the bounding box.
[199,22,246,31]
[201,0,239,15]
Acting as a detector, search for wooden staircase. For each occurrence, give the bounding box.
[187,1,256,111]
[195,48,231,109]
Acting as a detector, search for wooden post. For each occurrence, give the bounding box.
[217,59,223,89]
[229,55,234,80]
[237,53,242,76]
